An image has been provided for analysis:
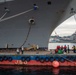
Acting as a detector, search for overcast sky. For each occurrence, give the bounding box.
[51,14,76,37]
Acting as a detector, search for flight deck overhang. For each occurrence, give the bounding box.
[0,0,76,48]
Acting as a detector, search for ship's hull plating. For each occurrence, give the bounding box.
[0,55,76,67]
[0,0,76,48]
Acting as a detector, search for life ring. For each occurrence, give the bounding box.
[66,56,70,60]
[50,57,54,62]
[0,56,3,61]
[74,56,76,61]
[40,57,44,63]
[8,57,13,62]
[21,57,26,62]
[45,57,49,62]
[35,56,40,61]
[26,57,31,62]
[3,56,8,61]
[60,57,65,62]
[66,56,74,61]
[54,57,59,61]
[68,56,75,61]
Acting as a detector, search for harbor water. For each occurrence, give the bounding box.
[0,66,76,75]
[0,43,76,75]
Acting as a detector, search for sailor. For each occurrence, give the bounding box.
[63,45,67,53]
[61,45,63,50]
[55,49,58,54]
[67,45,70,53]
[21,46,24,54]
[72,45,76,53]
[57,45,60,50]
[37,45,39,50]
[70,8,76,14]
[16,48,20,54]
[33,4,39,10]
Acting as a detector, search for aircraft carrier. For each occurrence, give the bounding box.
[0,0,76,67]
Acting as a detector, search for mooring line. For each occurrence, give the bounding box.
[0,8,33,22]
[0,12,7,20]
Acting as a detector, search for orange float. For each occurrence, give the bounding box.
[52,61,59,68]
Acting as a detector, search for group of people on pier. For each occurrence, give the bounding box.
[55,45,76,54]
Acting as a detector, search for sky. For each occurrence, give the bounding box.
[51,14,76,37]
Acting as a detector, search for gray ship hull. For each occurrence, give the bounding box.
[0,0,76,48]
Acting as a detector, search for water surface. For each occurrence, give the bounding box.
[0,66,76,75]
